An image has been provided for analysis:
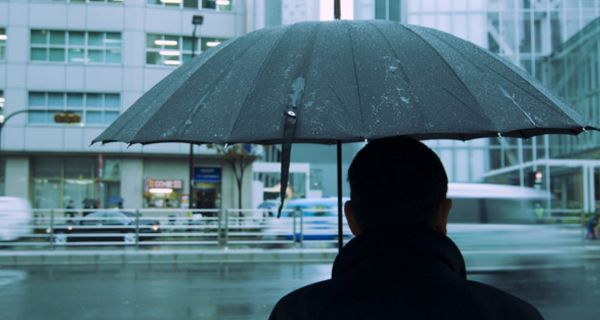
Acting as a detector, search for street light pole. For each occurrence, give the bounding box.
[0,110,80,151]
[189,15,204,210]
[0,109,34,151]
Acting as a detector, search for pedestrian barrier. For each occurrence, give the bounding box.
[0,207,349,249]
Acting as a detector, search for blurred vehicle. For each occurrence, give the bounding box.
[430,184,569,270]
[448,183,549,224]
[262,197,352,241]
[261,183,550,242]
[50,211,160,245]
[0,197,33,241]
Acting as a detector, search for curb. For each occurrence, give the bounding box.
[0,249,338,267]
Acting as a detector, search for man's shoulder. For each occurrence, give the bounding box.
[269,279,336,320]
[465,279,544,319]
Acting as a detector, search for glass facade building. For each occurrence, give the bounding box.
[354,0,600,214]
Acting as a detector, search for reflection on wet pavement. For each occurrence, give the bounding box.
[0,260,598,320]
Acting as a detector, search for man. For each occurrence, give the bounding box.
[269,137,543,319]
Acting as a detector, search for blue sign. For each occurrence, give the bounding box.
[194,167,221,183]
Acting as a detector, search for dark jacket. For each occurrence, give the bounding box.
[269,226,543,320]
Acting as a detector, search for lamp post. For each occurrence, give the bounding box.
[189,14,204,209]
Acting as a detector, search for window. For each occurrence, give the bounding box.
[0,28,6,60]
[30,30,122,64]
[28,92,120,125]
[146,33,227,66]
[32,157,121,209]
[375,0,401,21]
[47,0,124,3]
[146,0,233,11]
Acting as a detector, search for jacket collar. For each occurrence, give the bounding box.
[331,224,467,279]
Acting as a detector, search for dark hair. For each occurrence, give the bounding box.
[347,137,448,230]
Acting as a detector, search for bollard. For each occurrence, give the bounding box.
[299,209,304,246]
[292,210,297,243]
[49,209,55,249]
[217,208,224,247]
[135,208,140,249]
[224,209,229,248]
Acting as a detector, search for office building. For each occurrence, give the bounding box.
[0,0,253,210]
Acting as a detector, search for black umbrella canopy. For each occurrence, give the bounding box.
[94,19,596,251]
[93,20,594,146]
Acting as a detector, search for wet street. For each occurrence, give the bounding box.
[0,258,599,320]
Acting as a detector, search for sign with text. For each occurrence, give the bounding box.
[193,167,222,183]
[146,178,184,190]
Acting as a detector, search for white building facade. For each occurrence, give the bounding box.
[0,0,258,210]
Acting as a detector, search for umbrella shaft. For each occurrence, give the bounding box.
[337,141,343,252]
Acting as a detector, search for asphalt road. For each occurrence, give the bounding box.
[1,259,599,320]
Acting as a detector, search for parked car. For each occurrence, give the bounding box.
[0,197,33,241]
[50,210,160,245]
[261,197,352,241]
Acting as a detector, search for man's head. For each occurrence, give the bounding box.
[345,137,451,235]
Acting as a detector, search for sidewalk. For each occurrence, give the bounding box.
[0,248,338,267]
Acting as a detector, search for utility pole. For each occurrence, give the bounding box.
[189,15,204,209]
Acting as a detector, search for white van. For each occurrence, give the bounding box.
[0,197,33,241]
[261,197,352,241]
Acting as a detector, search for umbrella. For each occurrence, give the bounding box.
[93,19,596,251]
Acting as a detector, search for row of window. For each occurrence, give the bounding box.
[31,30,121,64]
[28,92,120,125]
[146,0,232,11]
[45,0,233,11]
[26,29,226,66]
[48,0,123,3]
[146,34,225,66]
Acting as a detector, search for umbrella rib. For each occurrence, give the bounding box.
[183,30,280,142]
[401,25,500,131]
[95,48,205,144]
[345,21,367,137]
[366,21,433,131]
[421,27,579,125]
[131,36,259,144]
[225,24,298,142]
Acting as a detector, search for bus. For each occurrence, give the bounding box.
[260,183,584,270]
[260,183,550,242]
[447,183,548,224]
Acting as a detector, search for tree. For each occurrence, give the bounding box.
[212,144,260,209]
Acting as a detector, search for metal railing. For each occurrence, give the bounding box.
[5,207,587,252]
[1,207,350,249]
